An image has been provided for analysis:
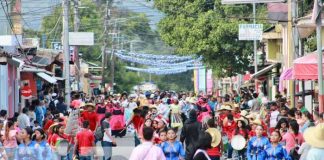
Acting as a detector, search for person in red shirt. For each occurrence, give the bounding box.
[222,113,237,159]
[75,121,95,159]
[206,119,223,160]
[81,103,98,131]
[48,123,73,159]
[125,108,144,146]
[248,118,268,138]
[232,117,249,160]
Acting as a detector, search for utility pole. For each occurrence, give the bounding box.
[315,0,324,113]
[253,3,258,92]
[73,0,81,91]
[101,0,109,91]
[110,20,117,93]
[291,0,298,109]
[288,0,295,108]
[62,0,71,107]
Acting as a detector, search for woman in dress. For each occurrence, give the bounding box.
[160,128,185,160]
[33,128,52,160]
[15,127,41,160]
[2,121,17,160]
[247,125,270,160]
[170,99,182,129]
[95,99,106,126]
[265,131,291,160]
[110,102,126,137]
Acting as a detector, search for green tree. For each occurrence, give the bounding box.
[153,0,267,77]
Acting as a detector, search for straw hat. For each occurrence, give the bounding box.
[252,119,262,125]
[206,128,221,147]
[235,117,248,126]
[240,110,249,117]
[85,103,96,108]
[246,113,257,119]
[304,123,324,148]
[217,104,233,111]
[233,103,240,108]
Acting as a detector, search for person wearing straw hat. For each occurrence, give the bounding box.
[249,118,268,138]
[304,123,324,160]
[205,119,222,160]
[216,104,232,128]
[232,117,249,160]
[80,103,98,132]
[233,103,241,119]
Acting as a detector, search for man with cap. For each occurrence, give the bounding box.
[296,99,307,113]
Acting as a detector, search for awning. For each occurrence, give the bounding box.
[54,77,65,81]
[250,63,279,79]
[279,68,293,92]
[293,52,324,80]
[21,66,54,75]
[36,72,57,84]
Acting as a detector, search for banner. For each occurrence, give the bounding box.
[206,69,213,94]
[198,68,206,94]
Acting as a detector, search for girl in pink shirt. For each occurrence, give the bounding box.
[282,120,304,153]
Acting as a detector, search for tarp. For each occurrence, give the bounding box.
[36,72,57,84]
[293,52,324,80]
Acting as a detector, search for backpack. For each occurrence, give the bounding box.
[49,100,56,111]
[95,120,105,140]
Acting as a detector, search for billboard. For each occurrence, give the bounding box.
[69,32,94,46]
[239,24,263,41]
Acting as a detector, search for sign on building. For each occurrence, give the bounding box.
[69,32,94,46]
[239,24,263,41]
[222,0,285,4]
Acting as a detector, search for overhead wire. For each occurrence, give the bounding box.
[0,0,32,62]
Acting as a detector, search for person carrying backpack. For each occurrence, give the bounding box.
[49,93,58,112]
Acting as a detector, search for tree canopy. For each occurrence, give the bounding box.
[154,0,267,77]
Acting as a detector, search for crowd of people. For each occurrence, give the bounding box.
[0,89,323,160]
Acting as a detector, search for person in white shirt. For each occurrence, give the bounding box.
[17,108,30,129]
[269,102,280,130]
[101,112,116,160]
[129,127,166,160]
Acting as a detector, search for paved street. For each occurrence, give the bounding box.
[112,133,135,160]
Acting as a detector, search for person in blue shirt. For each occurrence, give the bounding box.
[265,131,291,160]
[33,128,52,160]
[160,128,186,160]
[247,125,270,160]
[15,127,42,160]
